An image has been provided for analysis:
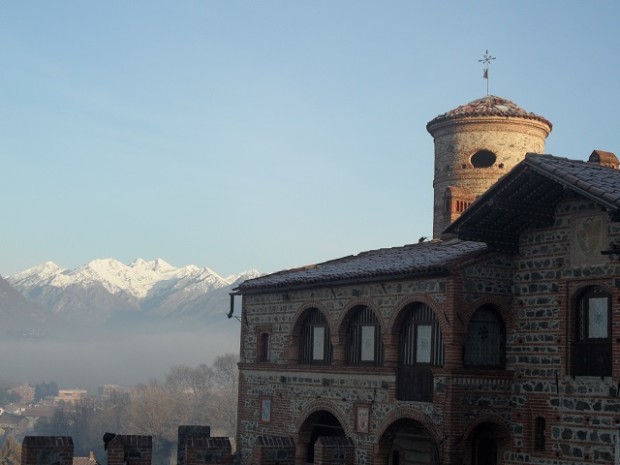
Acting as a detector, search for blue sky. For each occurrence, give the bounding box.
[2,1,619,277]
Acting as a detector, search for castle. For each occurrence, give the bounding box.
[16,96,620,465]
[234,95,620,465]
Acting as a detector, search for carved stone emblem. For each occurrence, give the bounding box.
[571,214,606,266]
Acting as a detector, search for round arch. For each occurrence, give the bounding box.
[290,302,335,338]
[388,295,447,337]
[296,401,350,464]
[462,416,511,465]
[336,299,385,366]
[289,304,334,365]
[335,298,383,336]
[376,409,442,465]
[461,297,512,331]
[463,303,507,369]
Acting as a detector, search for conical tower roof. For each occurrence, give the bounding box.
[426,95,552,132]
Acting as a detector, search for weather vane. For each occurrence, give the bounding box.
[478,50,496,96]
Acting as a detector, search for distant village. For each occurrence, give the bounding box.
[0,383,133,444]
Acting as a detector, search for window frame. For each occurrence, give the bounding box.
[346,306,383,366]
[256,326,272,364]
[572,286,612,377]
[259,332,270,363]
[463,305,506,369]
[534,416,546,452]
[299,308,332,365]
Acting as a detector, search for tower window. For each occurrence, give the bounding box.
[471,150,497,168]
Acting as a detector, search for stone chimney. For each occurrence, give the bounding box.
[588,150,619,169]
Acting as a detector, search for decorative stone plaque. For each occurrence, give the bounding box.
[571,214,606,266]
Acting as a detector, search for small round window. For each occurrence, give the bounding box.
[471,150,497,168]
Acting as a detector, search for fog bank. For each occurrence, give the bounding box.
[0,322,240,392]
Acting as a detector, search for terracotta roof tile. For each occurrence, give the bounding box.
[427,95,552,131]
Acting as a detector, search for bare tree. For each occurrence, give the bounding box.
[209,354,239,437]
[0,436,21,465]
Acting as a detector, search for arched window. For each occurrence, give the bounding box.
[299,308,332,364]
[464,305,505,369]
[397,302,444,401]
[346,306,383,365]
[573,287,612,376]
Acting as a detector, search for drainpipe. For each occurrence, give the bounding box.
[616,424,620,465]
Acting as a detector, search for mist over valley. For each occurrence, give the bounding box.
[0,258,251,391]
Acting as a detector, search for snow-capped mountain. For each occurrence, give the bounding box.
[7,259,260,327]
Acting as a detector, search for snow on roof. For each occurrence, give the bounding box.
[236,240,487,293]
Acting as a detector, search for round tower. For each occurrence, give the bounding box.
[426,95,552,238]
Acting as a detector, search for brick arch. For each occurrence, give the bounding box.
[461,297,512,332]
[375,406,443,451]
[335,298,382,336]
[336,298,385,365]
[462,414,511,442]
[295,399,353,438]
[388,295,447,338]
[461,299,510,370]
[569,282,615,305]
[461,414,512,464]
[290,302,336,339]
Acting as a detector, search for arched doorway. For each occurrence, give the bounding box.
[468,422,506,465]
[378,419,439,465]
[298,410,345,463]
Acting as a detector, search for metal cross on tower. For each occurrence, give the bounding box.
[478,50,496,96]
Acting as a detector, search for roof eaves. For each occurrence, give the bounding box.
[236,267,453,295]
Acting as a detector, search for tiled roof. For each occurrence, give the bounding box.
[427,95,552,130]
[236,240,487,293]
[524,154,620,209]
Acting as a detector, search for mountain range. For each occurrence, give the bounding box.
[3,258,259,336]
